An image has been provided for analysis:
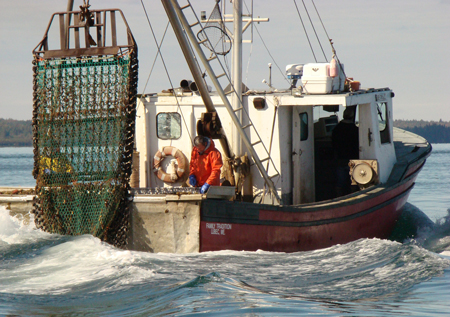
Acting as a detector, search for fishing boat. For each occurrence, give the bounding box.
[30,0,431,253]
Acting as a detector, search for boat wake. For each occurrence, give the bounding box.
[389,203,450,254]
[418,209,450,255]
[1,206,449,315]
[0,207,155,296]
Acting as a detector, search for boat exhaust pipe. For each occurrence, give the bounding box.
[189,81,212,93]
[180,79,202,93]
[189,81,198,92]
[180,79,192,90]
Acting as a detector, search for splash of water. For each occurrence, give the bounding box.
[420,209,450,253]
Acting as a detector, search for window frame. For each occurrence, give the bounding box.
[377,102,391,144]
[156,112,182,140]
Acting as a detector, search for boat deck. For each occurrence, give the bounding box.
[388,127,432,184]
[393,127,430,162]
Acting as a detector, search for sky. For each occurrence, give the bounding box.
[0,0,449,121]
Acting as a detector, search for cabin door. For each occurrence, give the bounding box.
[292,106,315,204]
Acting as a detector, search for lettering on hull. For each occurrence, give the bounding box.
[206,223,232,235]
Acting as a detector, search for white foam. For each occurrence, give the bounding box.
[2,206,448,298]
[0,234,156,295]
[0,208,156,295]
[0,207,49,245]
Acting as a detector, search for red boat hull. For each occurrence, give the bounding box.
[200,172,417,252]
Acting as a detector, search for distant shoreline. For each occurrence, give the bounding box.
[0,119,32,147]
[2,118,450,146]
[394,119,450,144]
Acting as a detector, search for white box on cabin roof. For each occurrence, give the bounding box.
[301,62,345,94]
[301,63,332,94]
[303,63,329,77]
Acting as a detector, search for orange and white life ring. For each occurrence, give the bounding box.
[153,146,187,183]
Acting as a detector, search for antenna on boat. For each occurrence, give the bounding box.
[262,63,279,91]
[268,63,272,87]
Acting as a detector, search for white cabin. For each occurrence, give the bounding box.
[135,86,396,206]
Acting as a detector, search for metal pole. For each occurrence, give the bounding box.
[168,0,280,203]
[65,0,74,49]
[232,0,243,158]
[161,0,232,159]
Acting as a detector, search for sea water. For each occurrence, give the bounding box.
[1,145,450,316]
[0,147,34,187]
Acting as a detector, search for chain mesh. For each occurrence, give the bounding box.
[31,50,138,247]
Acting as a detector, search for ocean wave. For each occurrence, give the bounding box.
[133,239,450,302]
[419,209,450,254]
[0,207,156,295]
[1,207,449,303]
[0,207,49,246]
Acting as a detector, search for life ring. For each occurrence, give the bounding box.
[153,146,187,183]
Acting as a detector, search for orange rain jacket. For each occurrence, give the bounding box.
[189,139,223,186]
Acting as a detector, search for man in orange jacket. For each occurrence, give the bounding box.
[189,136,223,194]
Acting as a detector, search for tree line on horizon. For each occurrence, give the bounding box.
[1,118,450,146]
[0,119,32,147]
[393,119,450,143]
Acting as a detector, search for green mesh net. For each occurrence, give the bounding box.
[31,51,138,247]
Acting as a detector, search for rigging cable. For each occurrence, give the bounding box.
[300,0,327,61]
[140,22,170,96]
[293,0,317,62]
[261,96,280,203]
[221,0,232,80]
[310,0,348,79]
[242,0,253,86]
[311,0,332,52]
[251,18,290,86]
[245,42,253,86]
[140,0,193,145]
[241,0,289,85]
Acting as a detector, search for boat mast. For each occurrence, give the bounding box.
[232,0,243,158]
[161,0,233,160]
[162,0,279,202]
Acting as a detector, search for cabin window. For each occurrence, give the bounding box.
[377,102,391,144]
[300,112,308,141]
[156,112,181,140]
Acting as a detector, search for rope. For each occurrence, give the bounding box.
[252,24,290,86]
[243,1,253,86]
[311,0,332,52]
[245,42,253,86]
[293,0,317,62]
[310,0,348,80]
[140,0,194,145]
[241,1,290,86]
[260,96,280,204]
[300,0,327,61]
[140,21,170,96]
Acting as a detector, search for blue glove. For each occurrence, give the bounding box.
[200,183,210,194]
[189,174,197,187]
